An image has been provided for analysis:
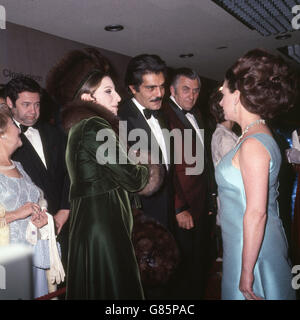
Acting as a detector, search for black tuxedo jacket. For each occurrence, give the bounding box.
[12,121,70,215]
[118,99,180,230]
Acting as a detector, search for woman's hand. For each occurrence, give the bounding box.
[286,148,300,164]
[239,270,264,300]
[6,202,43,224]
[17,202,41,220]
[31,208,48,229]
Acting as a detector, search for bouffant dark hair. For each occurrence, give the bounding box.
[46,48,111,105]
[209,87,225,124]
[225,48,298,119]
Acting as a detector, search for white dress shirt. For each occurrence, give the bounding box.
[14,120,47,169]
[170,95,204,147]
[132,98,169,169]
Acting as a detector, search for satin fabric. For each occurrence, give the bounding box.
[215,133,295,300]
[65,117,149,299]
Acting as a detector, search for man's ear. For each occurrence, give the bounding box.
[80,93,93,102]
[129,85,137,95]
[170,85,175,97]
[6,97,13,109]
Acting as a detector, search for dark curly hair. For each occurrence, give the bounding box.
[5,76,43,106]
[225,48,298,119]
[125,54,167,92]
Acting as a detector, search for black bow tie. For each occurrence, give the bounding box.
[19,122,39,133]
[181,108,194,115]
[143,109,160,120]
[181,109,188,115]
[20,124,30,133]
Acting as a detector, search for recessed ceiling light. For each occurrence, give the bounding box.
[275,34,292,40]
[104,24,124,32]
[179,53,194,58]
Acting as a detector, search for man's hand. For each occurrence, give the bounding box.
[176,210,194,230]
[54,209,70,235]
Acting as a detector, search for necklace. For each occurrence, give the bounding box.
[235,119,266,145]
[0,162,16,170]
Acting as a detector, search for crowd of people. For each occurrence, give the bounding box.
[0,47,299,300]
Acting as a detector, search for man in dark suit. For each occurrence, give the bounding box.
[118,55,187,299]
[162,68,217,299]
[5,76,70,268]
[118,54,182,231]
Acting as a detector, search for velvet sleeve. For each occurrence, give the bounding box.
[82,117,149,193]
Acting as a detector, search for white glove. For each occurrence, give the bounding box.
[286,148,300,164]
[47,212,65,284]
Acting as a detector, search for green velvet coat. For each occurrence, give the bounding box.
[65,116,149,299]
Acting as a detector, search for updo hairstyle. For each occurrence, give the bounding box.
[225,48,298,119]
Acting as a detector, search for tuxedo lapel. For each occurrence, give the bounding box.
[168,99,194,131]
[37,124,52,172]
[121,99,169,168]
[192,107,204,129]
[125,100,154,140]
[19,133,48,174]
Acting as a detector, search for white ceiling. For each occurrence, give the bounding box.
[2,0,300,81]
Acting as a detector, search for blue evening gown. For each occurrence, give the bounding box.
[215,133,295,300]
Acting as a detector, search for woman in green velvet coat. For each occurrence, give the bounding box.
[46,49,162,299]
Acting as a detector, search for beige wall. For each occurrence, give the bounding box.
[0,22,131,98]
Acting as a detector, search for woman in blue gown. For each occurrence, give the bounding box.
[215,49,298,300]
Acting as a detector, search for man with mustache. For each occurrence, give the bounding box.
[118,55,184,299]
[119,54,175,230]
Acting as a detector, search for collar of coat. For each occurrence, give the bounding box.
[61,100,120,135]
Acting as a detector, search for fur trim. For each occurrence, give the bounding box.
[46,48,111,105]
[138,163,165,197]
[132,211,180,287]
[129,149,165,197]
[61,100,120,134]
